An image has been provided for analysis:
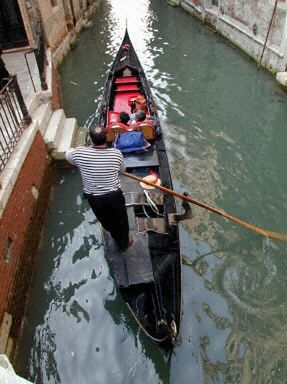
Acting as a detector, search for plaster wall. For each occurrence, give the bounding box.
[62,0,74,27]
[35,0,68,50]
[71,0,83,21]
[15,0,99,52]
[220,0,286,49]
[180,0,287,73]
[17,0,35,47]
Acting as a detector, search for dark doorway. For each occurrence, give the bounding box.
[0,0,28,50]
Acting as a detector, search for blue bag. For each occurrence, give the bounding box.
[115,131,146,153]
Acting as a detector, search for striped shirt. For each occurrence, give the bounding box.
[65,146,125,195]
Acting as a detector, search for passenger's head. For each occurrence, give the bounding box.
[135,110,146,122]
[119,111,130,125]
[89,126,106,146]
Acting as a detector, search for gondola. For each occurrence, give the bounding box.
[98,29,185,349]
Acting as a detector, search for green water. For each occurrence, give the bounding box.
[15,0,287,383]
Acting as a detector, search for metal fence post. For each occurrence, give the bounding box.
[12,76,32,125]
[34,22,48,91]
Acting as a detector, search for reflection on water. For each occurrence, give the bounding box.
[15,0,287,383]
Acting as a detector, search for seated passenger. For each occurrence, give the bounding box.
[107,111,130,131]
[130,110,154,126]
[119,111,130,126]
[130,95,148,114]
[130,110,156,140]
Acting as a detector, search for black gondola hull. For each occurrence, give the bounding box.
[99,29,182,349]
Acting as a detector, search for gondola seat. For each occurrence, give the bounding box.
[115,84,140,92]
[106,123,129,142]
[132,121,156,141]
[115,76,139,85]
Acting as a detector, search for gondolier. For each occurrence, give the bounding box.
[65,126,132,252]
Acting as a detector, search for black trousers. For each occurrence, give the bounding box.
[86,189,129,250]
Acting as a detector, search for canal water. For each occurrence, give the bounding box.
[15,0,287,383]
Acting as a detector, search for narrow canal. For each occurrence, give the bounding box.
[15,0,287,383]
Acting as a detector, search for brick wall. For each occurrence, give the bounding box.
[0,132,54,342]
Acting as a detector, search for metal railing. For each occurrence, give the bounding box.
[0,76,32,171]
[25,21,48,92]
[34,22,48,90]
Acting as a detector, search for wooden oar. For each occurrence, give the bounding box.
[123,172,287,242]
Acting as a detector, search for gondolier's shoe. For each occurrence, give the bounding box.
[119,234,133,253]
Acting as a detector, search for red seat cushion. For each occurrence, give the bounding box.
[113,91,142,113]
[107,111,120,124]
[116,84,140,91]
[132,121,155,140]
[115,76,138,84]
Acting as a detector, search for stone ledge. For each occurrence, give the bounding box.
[181,1,203,15]
[52,33,72,67]
[0,354,33,383]
[0,313,12,354]
[53,117,77,160]
[167,0,181,6]
[276,71,287,87]
[0,122,39,219]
